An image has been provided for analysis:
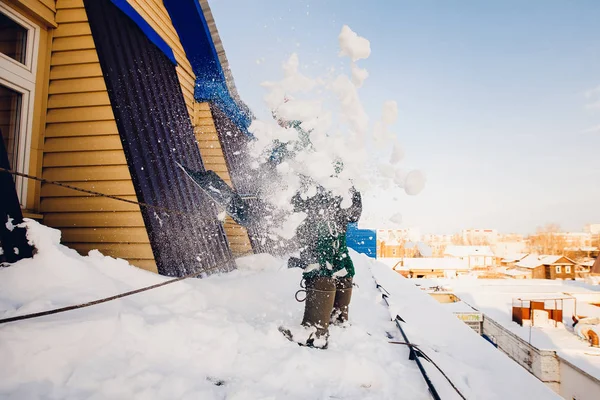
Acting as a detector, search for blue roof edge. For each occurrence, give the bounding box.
[195,80,252,130]
[164,0,253,132]
[109,0,176,65]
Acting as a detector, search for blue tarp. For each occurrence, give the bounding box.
[347,223,376,258]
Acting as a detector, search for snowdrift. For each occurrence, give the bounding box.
[0,220,558,399]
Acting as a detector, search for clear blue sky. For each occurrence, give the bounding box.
[209,0,600,234]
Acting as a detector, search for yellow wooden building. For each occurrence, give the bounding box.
[0,0,258,275]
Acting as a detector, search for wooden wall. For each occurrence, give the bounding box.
[5,0,56,28]
[41,0,163,272]
[31,0,250,270]
[193,101,253,256]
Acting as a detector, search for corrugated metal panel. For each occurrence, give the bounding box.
[208,104,280,254]
[347,223,377,258]
[84,0,235,276]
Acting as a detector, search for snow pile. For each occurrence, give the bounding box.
[0,221,558,399]
[246,25,425,234]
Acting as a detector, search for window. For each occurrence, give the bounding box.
[556,265,562,274]
[0,12,27,65]
[0,3,39,206]
[0,85,23,175]
[565,265,571,274]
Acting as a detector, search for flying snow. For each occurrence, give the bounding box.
[247,25,425,235]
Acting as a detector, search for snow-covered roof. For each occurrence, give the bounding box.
[515,254,576,269]
[444,245,494,258]
[501,253,529,263]
[394,257,470,271]
[0,220,559,399]
[429,278,600,381]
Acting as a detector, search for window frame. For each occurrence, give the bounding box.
[565,265,571,274]
[555,265,562,274]
[0,3,40,207]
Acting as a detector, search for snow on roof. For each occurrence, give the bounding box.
[369,263,559,399]
[0,221,558,399]
[427,278,600,381]
[515,254,575,269]
[515,254,544,269]
[501,253,529,263]
[444,245,494,258]
[539,255,576,265]
[394,257,470,271]
[578,259,595,267]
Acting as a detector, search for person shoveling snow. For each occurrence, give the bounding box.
[180,161,362,349]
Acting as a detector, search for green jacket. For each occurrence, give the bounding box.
[292,187,362,279]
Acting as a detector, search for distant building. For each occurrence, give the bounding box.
[461,229,499,245]
[500,253,529,267]
[421,233,454,257]
[493,241,527,261]
[584,224,600,235]
[444,245,495,268]
[443,279,600,398]
[380,257,470,279]
[376,228,423,258]
[515,255,576,280]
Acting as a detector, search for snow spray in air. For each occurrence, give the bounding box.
[246,25,425,238]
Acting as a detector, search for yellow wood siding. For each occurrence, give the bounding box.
[193,101,253,256]
[41,0,156,273]
[7,0,57,27]
[1,0,55,212]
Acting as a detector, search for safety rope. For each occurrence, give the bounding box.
[0,259,233,325]
[388,340,467,400]
[0,167,190,216]
[373,276,468,400]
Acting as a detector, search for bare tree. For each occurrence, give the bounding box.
[527,223,567,255]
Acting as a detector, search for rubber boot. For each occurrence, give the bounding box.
[331,277,353,325]
[301,276,336,346]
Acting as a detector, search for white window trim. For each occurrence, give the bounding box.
[565,265,571,274]
[555,265,562,274]
[0,2,40,207]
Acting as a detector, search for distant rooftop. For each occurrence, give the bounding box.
[516,254,576,269]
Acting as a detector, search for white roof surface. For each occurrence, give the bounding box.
[500,253,529,263]
[0,221,559,399]
[516,254,575,269]
[421,278,600,381]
